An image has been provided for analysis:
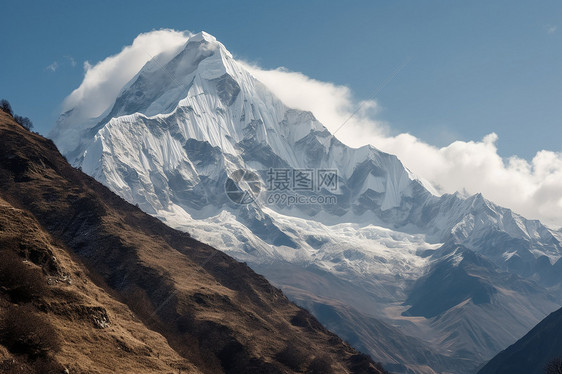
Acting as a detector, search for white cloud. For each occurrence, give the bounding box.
[546,24,558,34]
[62,29,191,124]
[243,64,562,227]
[46,61,58,72]
[241,63,389,141]
[46,57,77,73]
[60,29,562,227]
[66,56,77,67]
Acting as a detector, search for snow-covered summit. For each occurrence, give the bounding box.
[52,31,560,263]
[189,30,217,43]
[53,31,421,208]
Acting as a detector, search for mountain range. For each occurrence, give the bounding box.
[0,109,385,373]
[51,31,562,373]
[478,306,562,374]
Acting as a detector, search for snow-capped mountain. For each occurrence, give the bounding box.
[52,31,562,373]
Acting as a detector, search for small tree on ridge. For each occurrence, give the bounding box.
[0,99,13,116]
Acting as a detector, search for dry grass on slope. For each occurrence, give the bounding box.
[0,110,387,373]
[0,196,201,373]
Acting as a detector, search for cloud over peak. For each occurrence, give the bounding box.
[242,62,562,227]
[60,29,562,227]
[62,29,191,125]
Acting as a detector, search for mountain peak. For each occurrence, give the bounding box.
[189,30,217,43]
[184,30,233,60]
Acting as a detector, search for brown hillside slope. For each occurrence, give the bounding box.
[0,110,387,373]
[0,195,201,373]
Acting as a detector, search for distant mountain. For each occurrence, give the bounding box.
[51,31,562,372]
[0,110,385,373]
[478,307,562,374]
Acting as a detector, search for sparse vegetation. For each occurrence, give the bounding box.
[0,356,64,374]
[290,308,323,331]
[0,99,33,130]
[0,358,33,374]
[307,355,334,374]
[14,115,33,131]
[276,344,308,371]
[347,353,391,374]
[1,99,13,116]
[30,357,65,374]
[0,305,61,358]
[217,340,251,372]
[0,250,47,302]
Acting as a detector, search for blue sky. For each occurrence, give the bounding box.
[0,0,560,160]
